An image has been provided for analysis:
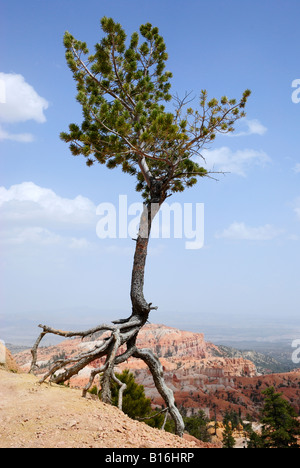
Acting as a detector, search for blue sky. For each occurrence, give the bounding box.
[1,0,300,344]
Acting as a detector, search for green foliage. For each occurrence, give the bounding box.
[243,386,300,448]
[244,424,265,449]
[88,385,99,396]
[110,370,165,429]
[111,370,151,419]
[223,409,242,431]
[61,17,250,201]
[259,386,300,448]
[222,410,240,448]
[184,411,212,443]
[222,422,236,449]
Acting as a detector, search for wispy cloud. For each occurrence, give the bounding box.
[0,226,94,250]
[293,163,300,174]
[293,197,300,220]
[231,118,267,137]
[216,222,284,241]
[0,125,35,143]
[201,146,270,177]
[0,226,63,246]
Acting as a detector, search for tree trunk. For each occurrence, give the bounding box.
[130,198,160,321]
[29,183,185,436]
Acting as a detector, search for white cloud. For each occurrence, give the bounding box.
[0,73,48,144]
[216,222,284,241]
[0,182,97,227]
[232,119,267,137]
[0,78,6,104]
[0,73,49,124]
[0,182,98,251]
[201,146,270,176]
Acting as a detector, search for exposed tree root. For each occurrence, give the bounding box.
[30,315,184,437]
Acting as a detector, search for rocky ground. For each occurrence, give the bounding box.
[0,368,218,449]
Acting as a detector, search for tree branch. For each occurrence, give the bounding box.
[112,371,127,411]
[71,45,133,113]
[135,407,168,422]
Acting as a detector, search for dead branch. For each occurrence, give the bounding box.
[112,371,127,411]
[135,407,168,422]
[161,409,169,431]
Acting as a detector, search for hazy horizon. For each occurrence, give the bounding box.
[1,306,299,348]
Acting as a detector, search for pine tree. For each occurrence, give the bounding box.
[112,370,174,431]
[246,426,264,449]
[184,411,211,442]
[260,386,300,449]
[223,409,242,431]
[222,422,235,449]
[110,369,152,421]
[30,17,250,437]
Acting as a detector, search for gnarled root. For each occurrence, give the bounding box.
[132,348,184,437]
[30,316,184,437]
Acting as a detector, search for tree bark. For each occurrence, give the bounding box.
[133,347,184,437]
[30,183,185,436]
[130,180,166,320]
[131,203,156,320]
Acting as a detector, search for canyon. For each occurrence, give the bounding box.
[14,323,300,421]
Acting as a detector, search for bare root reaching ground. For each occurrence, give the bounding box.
[30,313,184,437]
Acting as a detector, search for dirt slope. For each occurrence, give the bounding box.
[0,369,217,448]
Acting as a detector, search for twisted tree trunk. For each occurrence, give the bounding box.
[30,184,185,437]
